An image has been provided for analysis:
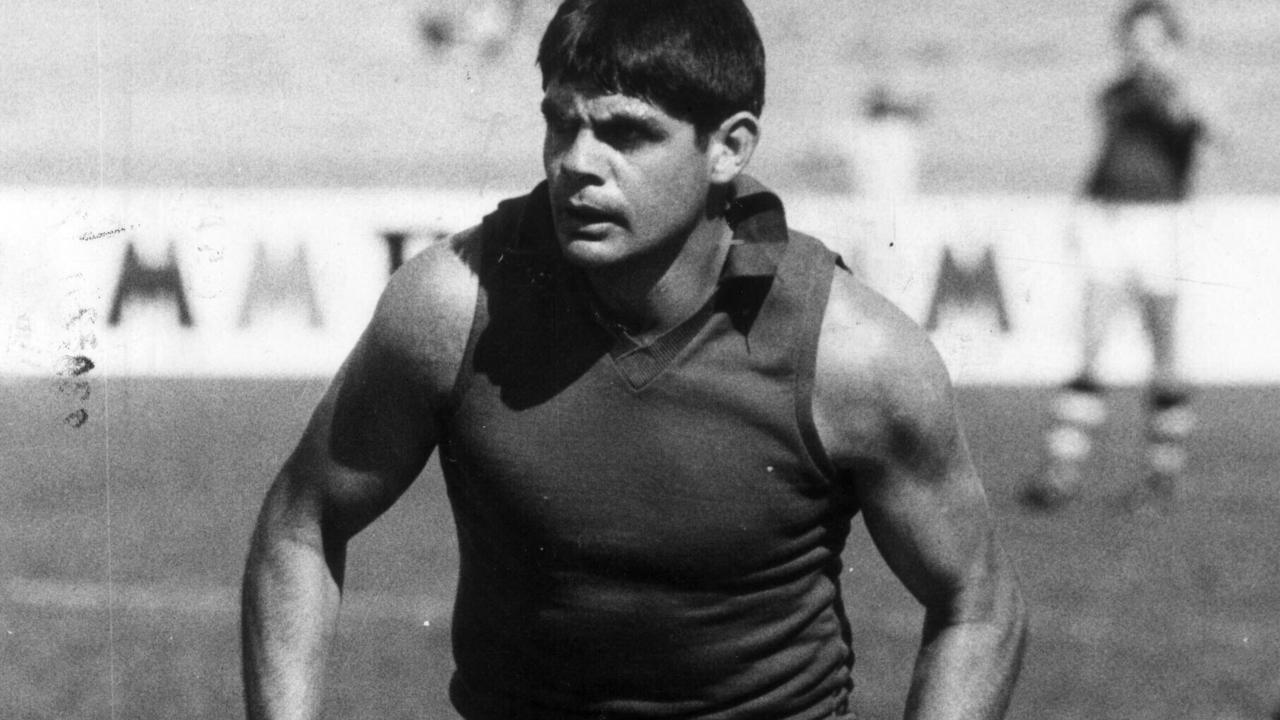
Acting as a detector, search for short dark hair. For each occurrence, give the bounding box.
[536,0,766,134]
[1118,0,1185,44]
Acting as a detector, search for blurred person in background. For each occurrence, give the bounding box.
[1022,0,1211,513]
[846,84,928,202]
[835,83,929,287]
[419,0,529,57]
[242,0,1027,718]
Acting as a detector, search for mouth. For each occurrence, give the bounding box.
[564,203,614,222]
[556,202,622,235]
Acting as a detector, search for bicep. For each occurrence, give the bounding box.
[815,279,1003,614]
[854,419,1000,615]
[268,238,478,543]
[293,336,438,532]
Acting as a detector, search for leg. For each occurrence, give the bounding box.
[1079,279,1122,378]
[1141,291,1179,391]
[1071,202,1128,380]
[1127,291,1193,514]
[1022,374,1109,510]
[1021,207,1119,510]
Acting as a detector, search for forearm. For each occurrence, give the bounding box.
[241,512,345,720]
[903,590,1028,720]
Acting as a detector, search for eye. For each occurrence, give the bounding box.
[543,113,577,139]
[596,119,660,151]
[596,126,640,150]
[541,102,579,139]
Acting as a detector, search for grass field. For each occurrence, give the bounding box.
[3,377,1279,719]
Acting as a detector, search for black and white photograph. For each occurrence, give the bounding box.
[3,1,1278,718]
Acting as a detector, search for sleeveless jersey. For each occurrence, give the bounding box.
[438,177,858,720]
[1085,70,1203,203]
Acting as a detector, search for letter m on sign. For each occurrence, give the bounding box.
[238,243,323,327]
[108,243,194,326]
[925,246,1010,332]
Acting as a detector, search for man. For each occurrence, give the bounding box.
[1023,0,1208,513]
[845,84,928,201]
[242,1,1028,718]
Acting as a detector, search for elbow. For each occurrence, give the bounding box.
[983,555,1031,676]
[922,578,1028,646]
[927,553,1031,664]
[244,468,346,587]
[983,544,1031,664]
[989,540,1031,662]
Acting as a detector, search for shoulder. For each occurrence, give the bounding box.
[812,268,959,468]
[359,225,483,400]
[817,269,951,396]
[376,225,482,328]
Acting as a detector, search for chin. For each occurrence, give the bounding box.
[555,227,633,268]
[559,237,628,270]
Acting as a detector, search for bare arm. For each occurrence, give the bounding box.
[814,274,1028,720]
[240,232,480,720]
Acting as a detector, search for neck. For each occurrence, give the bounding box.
[585,215,732,343]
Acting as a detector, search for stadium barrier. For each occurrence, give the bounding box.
[2,187,1276,384]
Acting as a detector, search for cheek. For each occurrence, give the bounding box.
[630,154,708,225]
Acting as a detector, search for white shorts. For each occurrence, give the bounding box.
[1069,202,1185,296]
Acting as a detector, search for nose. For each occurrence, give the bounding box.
[552,127,606,183]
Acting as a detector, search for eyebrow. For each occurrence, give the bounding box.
[597,111,665,135]
[540,97,663,128]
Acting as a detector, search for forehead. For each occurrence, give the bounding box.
[541,80,680,123]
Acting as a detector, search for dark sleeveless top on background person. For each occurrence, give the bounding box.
[436,177,859,719]
[1086,69,1203,203]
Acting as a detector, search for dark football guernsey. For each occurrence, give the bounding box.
[437,177,858,719]
[1085,70,1204,202]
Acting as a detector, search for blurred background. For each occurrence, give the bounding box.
[7,0,1279,192]
[3,1,1280,719]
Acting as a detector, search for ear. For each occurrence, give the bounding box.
[707,111,760,184]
